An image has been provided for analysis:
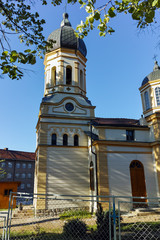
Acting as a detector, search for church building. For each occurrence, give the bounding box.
[34,13,160,207]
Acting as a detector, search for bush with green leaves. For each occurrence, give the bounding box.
[63,218,87,239]
[96,203,114,240]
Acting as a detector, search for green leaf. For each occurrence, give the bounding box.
[108,7,116,18]
[94,11,100,20]
[152,0,158,6]
[2,51,8,56]
[24,49,31,53]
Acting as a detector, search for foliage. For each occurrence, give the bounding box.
[60,209,92,220]
[96,203,113,240]
[74,0,160,38]
[0,0,54,80]
[1,0,160,80]
[63,218,87,239]
[0,159,6,179]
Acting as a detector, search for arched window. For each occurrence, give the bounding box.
[80,70,83,89]
[51,67,56,86]
[74,135,79,146]
[90,161,94,191]
[155,87,160,106]
[66,66,72,85]
[144,91,150,110]
[63,134,68,146]
[52,134,57,145]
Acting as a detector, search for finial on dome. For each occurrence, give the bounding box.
[153,60,160,71]
[61,13,71,27]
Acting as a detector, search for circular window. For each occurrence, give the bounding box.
[65,102,74,112]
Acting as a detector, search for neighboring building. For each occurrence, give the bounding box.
[35,13,160,208]
[0,148,35,195]
[0,182,20,209]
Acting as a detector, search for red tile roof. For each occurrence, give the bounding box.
[0,149,35,161]
[93,118,147,127]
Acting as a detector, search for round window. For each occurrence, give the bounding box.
[65,102,74,112]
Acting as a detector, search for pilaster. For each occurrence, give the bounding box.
[74,62,79,86]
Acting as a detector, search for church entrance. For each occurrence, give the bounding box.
[130,160,147,207]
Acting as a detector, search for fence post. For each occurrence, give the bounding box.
[5,192,12,240]
[112,196,117,240]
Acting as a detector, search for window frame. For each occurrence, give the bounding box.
[8,162,12,168]
[66,66,72,85]
[15,173,20,178]
[63,134,68,146]
[126,130,134,141]
[22,163,26,169]
[21,173,26,179]
[7,173,12,179]
[16,163,20,169]
[155,87,160,106]
[28,163,32,169]
[74,134,79,146]
[27,173,32,179]
[20,183,25,190]
[144,91,150,110]
[27,183,31,188]
[90,161,94,191]
[51,133,57,146]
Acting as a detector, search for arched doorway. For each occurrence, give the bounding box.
[130,160,147,205]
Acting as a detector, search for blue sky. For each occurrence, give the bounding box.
[0,2,160,152]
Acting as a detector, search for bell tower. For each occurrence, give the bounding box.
[44,13,87,97]
[35,13,95,207]
[139,61,160,195]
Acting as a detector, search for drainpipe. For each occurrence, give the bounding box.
[90,121,98,197]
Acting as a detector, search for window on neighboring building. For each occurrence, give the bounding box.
[15,173,20,178]
[63,134,68,146]
[1,162,6,168]
[66,66,72,85]
[22,163,26,169]
[28,163,32,169]
[27,173,31,178]
[27,183,31,188]
[8,162,12,168]
[90,161,94,191]
[21,184,25,190]
[74,135,79,146]
[7,173,12,179]
[21,173,26,178]
[155,87,160,106]
[144,91,150,110]
[126,130,134,141]
[4,189,8,196]
[16,163,20,168]
[4,189,12,196]
[51,134,57,145]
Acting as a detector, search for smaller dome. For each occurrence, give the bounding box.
[142,61,160,86]
[47,13,87,57]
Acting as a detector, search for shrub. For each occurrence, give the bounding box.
[63,218,87,239]
[96,203,114,240]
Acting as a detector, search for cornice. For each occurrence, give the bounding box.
[93,140,151,148]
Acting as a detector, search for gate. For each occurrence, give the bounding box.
[2,193,160,240]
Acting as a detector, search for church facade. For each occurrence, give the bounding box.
[34,13,160,208]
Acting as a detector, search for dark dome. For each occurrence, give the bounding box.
[47,13,87,57]
[142,61,160,86]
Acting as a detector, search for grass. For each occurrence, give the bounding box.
[59,209,93,220]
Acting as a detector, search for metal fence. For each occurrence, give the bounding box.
[1,193,160,240]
